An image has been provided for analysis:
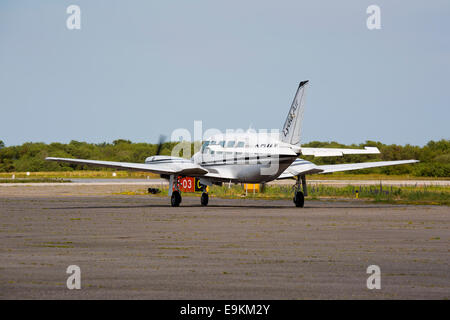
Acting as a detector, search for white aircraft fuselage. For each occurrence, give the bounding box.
[145,132,302,183]
[47,80,419,207]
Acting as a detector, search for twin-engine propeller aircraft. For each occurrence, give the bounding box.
[46,81,418,207]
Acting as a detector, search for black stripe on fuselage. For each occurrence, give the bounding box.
[199,154,297,166]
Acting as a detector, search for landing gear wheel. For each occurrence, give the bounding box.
[201,192,209,206]
[293,191,304,208]
[171,191,182,207]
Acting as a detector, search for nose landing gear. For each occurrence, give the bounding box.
[200,183,209,206]
[201,192,209,206]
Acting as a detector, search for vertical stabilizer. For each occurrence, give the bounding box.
[281,80,308,146]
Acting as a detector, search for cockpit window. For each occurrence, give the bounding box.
[226,141,235,148]
[218,141,225,147]
[201,141,210,152]
[236,141,245,148]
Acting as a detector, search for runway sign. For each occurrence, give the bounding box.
[176,176,195,192]
[174,176,207,193]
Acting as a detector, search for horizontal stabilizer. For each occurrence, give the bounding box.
[300,146,380,157]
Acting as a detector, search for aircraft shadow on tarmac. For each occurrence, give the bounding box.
[47,203,405,210]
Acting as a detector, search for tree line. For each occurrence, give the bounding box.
[0,139,448,177]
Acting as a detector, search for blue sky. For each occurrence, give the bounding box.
[0,0,449,147]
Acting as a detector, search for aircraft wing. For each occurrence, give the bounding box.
[316,159,419,173]
[45,157,208,176]
[278,159,419,179]
[300,146,380,157]
[277,159,324,179]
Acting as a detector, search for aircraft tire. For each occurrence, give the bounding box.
[171,191,181,207]
[201,192,209,206]
[293,191,304,208]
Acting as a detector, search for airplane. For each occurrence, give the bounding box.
[46,81,419,207]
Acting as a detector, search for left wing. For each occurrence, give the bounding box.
[278,159,419,179]
[316,159,419,173]
[45,157,208,176]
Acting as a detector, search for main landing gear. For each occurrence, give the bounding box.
[169,175,182,207]
[294,190,304,207]
[171,190,182,207]
[293,175,307,208]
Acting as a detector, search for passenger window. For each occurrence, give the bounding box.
[226,141,235,148]
[219,141,225,147]
[236,141,245,148]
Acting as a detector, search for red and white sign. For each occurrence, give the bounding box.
[175,176,195,192]
[173,176,205,193]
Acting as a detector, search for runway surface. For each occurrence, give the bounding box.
[0,185,448,299]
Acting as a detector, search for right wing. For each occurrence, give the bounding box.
[45,157,208,176]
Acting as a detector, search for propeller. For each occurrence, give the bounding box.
[155,135,166,156]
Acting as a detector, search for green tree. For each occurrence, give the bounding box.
[0,139,448,177]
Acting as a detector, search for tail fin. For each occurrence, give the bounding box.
[281,80,308,146]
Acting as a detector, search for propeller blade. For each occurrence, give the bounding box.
[155,135,166,155]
